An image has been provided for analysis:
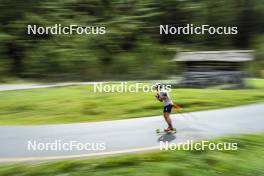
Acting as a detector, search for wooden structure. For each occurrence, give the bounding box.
[173,50,254,88]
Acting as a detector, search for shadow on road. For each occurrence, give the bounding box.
[157,134,176,142]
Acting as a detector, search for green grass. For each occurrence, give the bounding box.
[0,79,264,125]
[246,78,264,89]
[0,78,41,85]
[1,133,264,176]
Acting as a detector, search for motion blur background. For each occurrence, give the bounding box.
[0,0,264,82]
[0,1,264,175]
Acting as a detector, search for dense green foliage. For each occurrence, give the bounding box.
[0,133,264,176]
[0,0,264,81]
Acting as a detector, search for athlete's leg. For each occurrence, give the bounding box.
[163,112,173,129]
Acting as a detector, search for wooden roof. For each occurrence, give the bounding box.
[174,50,254,62]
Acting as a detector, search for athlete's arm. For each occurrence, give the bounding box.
[155,94,163,102]
[156,92,167,102]
[159,92,167,100]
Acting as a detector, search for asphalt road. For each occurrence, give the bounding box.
[0,80,175,92]
[0,103,264,162]
[0,83,93,91]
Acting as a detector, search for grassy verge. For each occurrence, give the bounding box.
[0,79,41,85]
[246,78,264,89]
[0,133,264,176]
[0,79,264,125]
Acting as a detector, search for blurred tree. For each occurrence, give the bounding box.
[0,0,263,81]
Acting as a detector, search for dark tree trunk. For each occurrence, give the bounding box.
[7,41,24,77]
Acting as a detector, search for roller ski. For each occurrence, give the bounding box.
[156,127,176,134]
